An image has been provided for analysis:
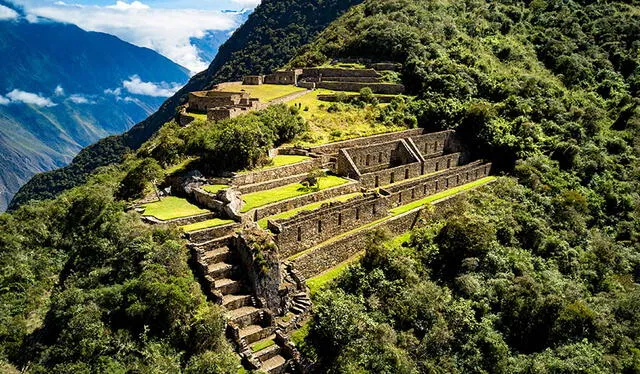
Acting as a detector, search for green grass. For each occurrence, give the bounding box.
[181,218,235,233]
[186,112,208,121]
[240,155,311,174]
[257,192,362,228]
[165,157,198,175]
[250,338,275,353]
[240,175,350,213]
[290,323,310,347]
[389,177,496,215]
[141,196,210,221]
[203,184,229,194]
[307,252,363,295]
[219,83,307,102]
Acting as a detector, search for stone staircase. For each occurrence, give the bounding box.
[191,232,295,374]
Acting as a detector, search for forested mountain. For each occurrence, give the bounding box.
[1,0,639,373]
[0,14,190,211]
[10,0,364,211]
[284,0,640,371]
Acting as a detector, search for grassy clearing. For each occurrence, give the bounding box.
[186,112,208,121]
[240,175,350,213]
[239,155,311,174]
[290,323,310,347]
[165,157,198,175]
[141,196,210,221]
[287,89,406,147]
[307,252,363,295]
[250,338,275,353]
[389,177,496,215]
[217,83,307,102]
[203,184,229,194]
[257,192,362,228]
[181,218,235,233]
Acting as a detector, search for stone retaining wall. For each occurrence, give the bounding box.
[322,76,380,83]
[233,159,323,187]
[236,173,308,195]
[310,128,425,155]
[338,139,419,176]
[142,211,216,226]
[249,182,361,222]
[409,130,457,157]
[385,162,492,208]
[269,194,388,259]
[292,192,472,278]
[301,68,379,78]
[316,81,405,94]
[193,188,225,214]
[186,223,241,244]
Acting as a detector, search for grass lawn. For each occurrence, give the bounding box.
[186,112,208,121]
[251,338,275,353]
[257,192,362,228]
[287,89,407,147]
[181,218,235,233]
[389,177,496,215]
[141,196,210,221]
[165,157,198,175]
[217,83,307,102]
[203,184,230,194]
[239,155,311,174]
[307,252,363,295]
[240,175,350,213]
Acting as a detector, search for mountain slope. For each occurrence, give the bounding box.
[10,0,364,211]
[0,17,190,211]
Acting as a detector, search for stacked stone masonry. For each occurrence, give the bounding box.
[269,194,389,259]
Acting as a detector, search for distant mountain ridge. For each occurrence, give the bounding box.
[0,12,191,211]
[10,0,365,211]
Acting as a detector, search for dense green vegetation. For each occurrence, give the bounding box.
[285,0,640,372]
[0,169,237,373]
[10,0,364,211]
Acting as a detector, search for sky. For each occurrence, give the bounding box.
[3,0,261,72]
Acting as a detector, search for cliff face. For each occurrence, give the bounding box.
[10,0,365,211]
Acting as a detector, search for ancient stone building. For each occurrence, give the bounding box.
[187,90,264,121]
[264,70,303,85]
[243,75,264,85]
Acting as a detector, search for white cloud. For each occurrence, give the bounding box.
[0,5,19,20]
[25,1,245,73]
[122,75,182,97]
[0,96,10,105]
[231,0,261,7]
[54,85,65,96]
[5,89,56,107]
[69,94,94,104]
[104,87,122,96]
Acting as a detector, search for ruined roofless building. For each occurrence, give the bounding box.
[187,90,264,121]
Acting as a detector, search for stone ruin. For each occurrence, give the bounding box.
[186,90,265,122]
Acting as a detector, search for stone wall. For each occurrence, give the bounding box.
[233,158,323,187]
[264,70,302,85]
[249,182,361,221]
[243,75,264,85]
[384,162,492,208]
[409,130,456,158]
[292,191,478,278]
[357,152,462,188]
[269,194,389,259]
[369,62,403,71]
[301,68,379,79]
[322,76,380,83]
[185,222,241,243]
[236,173,308,195]
[336,149,360,179]
[310,128,425,155]
[193,188,226,214]
[338,139,419,176]
[142,211,217,226]
[316,81,405,94]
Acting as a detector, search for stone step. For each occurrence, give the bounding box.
[239,324,274,344]
[226,306,262,328]
[261,355,287,374]
[202,246,232,264]
[294,299,311,308]
[214,278,245,295]
[291,305,305,315]
[208,262,234,279]
[222,294,253,310]
[254,340,281,363]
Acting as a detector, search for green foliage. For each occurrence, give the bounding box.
[116,158,164,200]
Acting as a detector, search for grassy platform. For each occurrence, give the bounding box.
[240,155,311,174]
[141,197,210,221]
[240,175,350,213]
[202,184,230,194]
[257,192,362,228]
[217,83,307,102]
[181,218,235,233]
